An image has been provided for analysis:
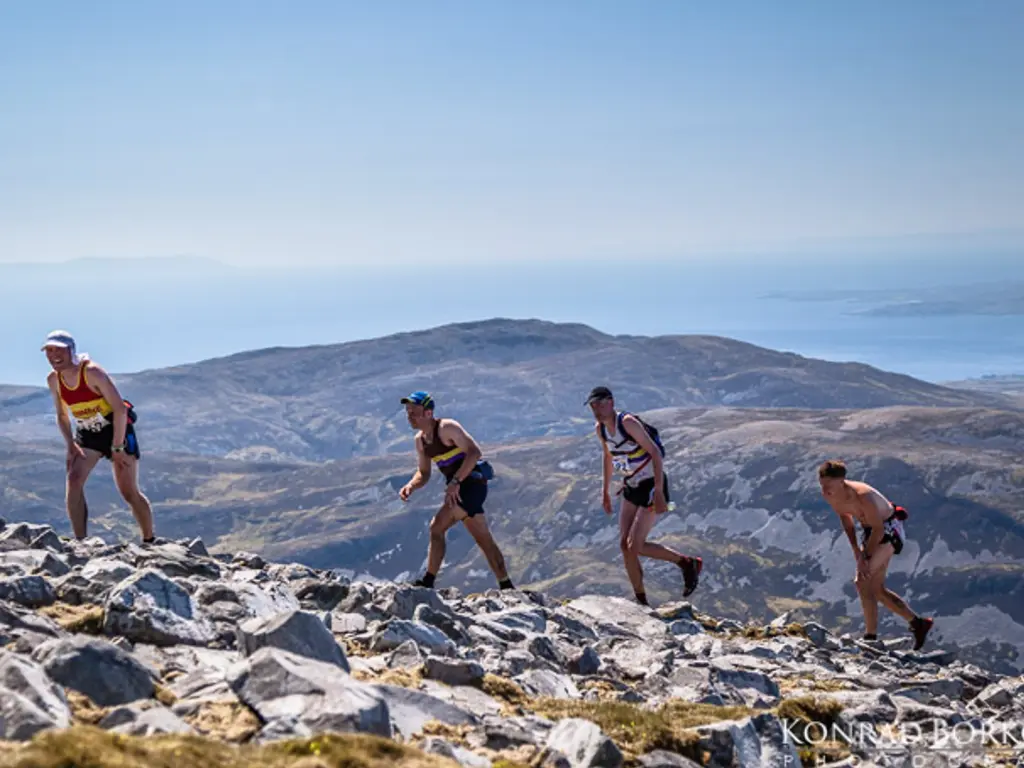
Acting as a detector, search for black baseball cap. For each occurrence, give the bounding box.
[584,386,613,405]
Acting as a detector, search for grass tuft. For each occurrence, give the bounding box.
[526,699,754,762]
[479,674,528,709]
[774,695,849,767]
[0,726,456,768]
[37,603,105,634]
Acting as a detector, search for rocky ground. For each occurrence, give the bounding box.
[0,517,1022,768]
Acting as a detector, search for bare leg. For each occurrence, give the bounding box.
[66,449,102,539]
[618,501,646,597]
[866,545,915,622]
[462,513,510,582]
[628,507,684,563]
[112,457,155,541]
[424,503,466,579]
[854,563,880,637]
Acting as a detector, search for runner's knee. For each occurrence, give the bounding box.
[625,535,645,558]
[429,515,449,539]
[67,468,89,490]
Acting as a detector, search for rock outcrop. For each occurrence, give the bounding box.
[0,518,1021,767]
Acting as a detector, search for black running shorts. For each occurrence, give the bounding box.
[75,422,141,461]
[452,479,487,517]
[861,524,904,556]
[622,475,670,509]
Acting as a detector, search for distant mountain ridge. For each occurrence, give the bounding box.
[1,319,1014,462]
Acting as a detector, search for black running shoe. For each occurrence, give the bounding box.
[910,616,934,651]
[680,556,703,597]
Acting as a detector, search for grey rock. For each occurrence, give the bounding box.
[528,634,566,666]
[387,639,425,670]
[0,575,56,608]
[228,647,392,737]
[803,622,833,647]
[516,669,581,699]
[569,646,601,676]
[0,550,70,578]
[369,619,457,656]
[898,649,958,666]
[602,640,665,680]
[832,689,899,726]
[0,599,62,637]
[564,595,668,643]
[81,556,137,586]
[545,717,624,768]
[101,702,196,736]
[421,737,491,768]
[695,712,801,768]
[896,677,966,705]
[50,572,102,605]
[711,659,780,700]
[103,568,216,647]
[415,603,473,644]
[0,524,57,549]
[32,635,155,706]
[195,580,300,623]
[547,610,600,643]
[366,682,480,739]
[168,667,234,704]
[253,715,314,742]
[331,612,368,634]
[466,714,552,750]
[380,585,449,620]
[419,680,506,718]
[423,656,485,687]
[6,630,56,656]
[637,751,702,768]
[293,578,349,612]
[0,650,72,740]
[669,619,705,637]
[475,618,529,643]
[264,562,316,582]
[336,583,388,621]
[186,538,209,557]
[28,530,64,553]
[237,608,349,671]
[974,681,1016,709]
[233,552,266,569]
[482,647,536,678]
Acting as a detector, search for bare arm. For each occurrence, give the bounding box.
[596,423,612,497]
[621,414,664,488]
[833,508,860,557]
[406,434,432,491]
[88,364,128,448]
[439,419,483,484]
[46,373,74,447]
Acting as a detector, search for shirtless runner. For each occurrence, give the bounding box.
[818,459,934,649]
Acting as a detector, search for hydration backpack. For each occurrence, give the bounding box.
[602,411,665,457]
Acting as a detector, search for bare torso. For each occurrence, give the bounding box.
[830,480,892,525]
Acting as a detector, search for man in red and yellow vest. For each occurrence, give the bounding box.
[41,330,156,543]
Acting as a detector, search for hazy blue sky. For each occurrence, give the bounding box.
[2,1,1022,267]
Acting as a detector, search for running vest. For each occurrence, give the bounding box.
[422,420,490,484]
[58,361,114,433]
[600,411,663,485]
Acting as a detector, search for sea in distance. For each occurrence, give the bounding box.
[1,249,1021,387]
